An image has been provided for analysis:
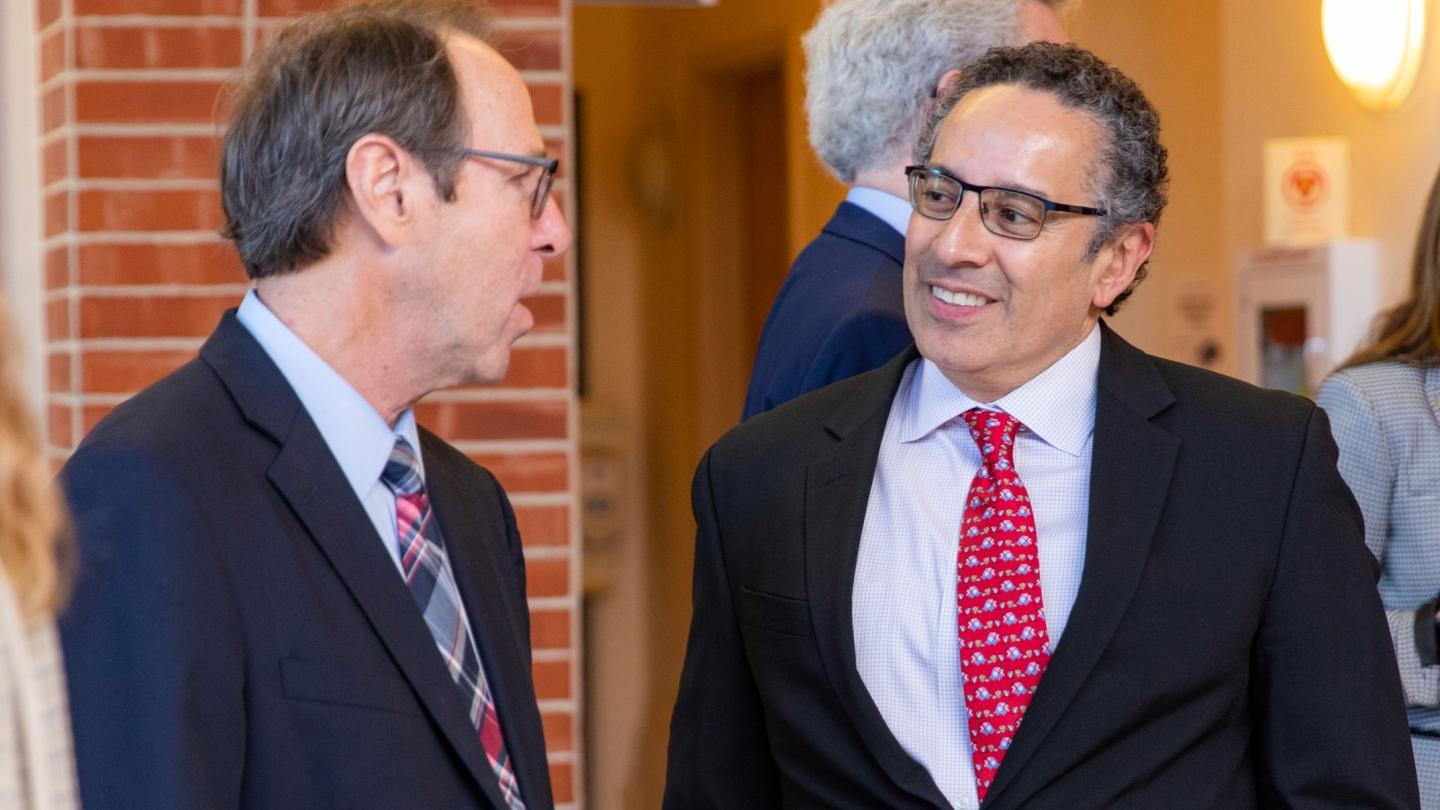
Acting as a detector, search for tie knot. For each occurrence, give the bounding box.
[962,408,1022,467]
[381,436,424,496]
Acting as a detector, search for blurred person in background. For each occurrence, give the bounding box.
[1318,163,1440,806]
[742,0,1067,419]
[0,300,77,809]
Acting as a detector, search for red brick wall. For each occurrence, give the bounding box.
[39,0,581,805]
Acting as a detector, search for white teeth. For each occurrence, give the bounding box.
[931,286,989,307]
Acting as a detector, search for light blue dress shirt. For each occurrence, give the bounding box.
[236,289,424,575]
[854,325,1100,810]
[846,185,913,237]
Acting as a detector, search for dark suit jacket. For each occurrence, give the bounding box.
[668,324,1418,809]
[58,312,552,810]
[743,201,910,420]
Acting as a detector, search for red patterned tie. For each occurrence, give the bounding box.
[957,408,1051,801]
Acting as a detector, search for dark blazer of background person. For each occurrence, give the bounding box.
[743,202,908,419]
[59,316,550,809]
[667,328,1417,809]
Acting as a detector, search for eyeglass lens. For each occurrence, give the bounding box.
[532,164,556,219]
[909,171,1047,239]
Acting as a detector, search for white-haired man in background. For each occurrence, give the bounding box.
[743,0,1066,420]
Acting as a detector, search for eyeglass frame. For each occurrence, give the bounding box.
[904,164,1106,240]
[458,148,559,219]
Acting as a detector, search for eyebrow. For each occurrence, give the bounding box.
[933,162,1052,200]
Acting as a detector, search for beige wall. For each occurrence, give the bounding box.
[1220,0,1440,312]
[574,3,832,807]
[1069,1,1226,367]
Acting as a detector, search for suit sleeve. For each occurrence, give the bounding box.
[494,480,532,666]
[1251,405,1419,808]
[1317,372,1440,707]
[58,445,246,810]
[663,448,781,809]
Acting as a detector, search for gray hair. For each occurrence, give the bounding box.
[219,0,494,279]
[915,41,1168,315]
[802,0,1066,183]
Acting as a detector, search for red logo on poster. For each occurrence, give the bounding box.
[1282,160,1328,211]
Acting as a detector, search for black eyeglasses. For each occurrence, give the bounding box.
[459,148,559,219]
[905,165,1106,240]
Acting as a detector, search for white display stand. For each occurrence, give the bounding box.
[1235,239,1381,397]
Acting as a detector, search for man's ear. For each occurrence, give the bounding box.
[1091,221,1155,311]
[935,68,964,100]
[344,134,422,246]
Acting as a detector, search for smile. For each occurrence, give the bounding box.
[930,285,992,308]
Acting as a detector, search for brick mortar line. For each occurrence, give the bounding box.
[53,337,205,352]
[509,492,573,508]
[522,547,575,562]
[531,649,573,664]
[67,123,224,136]
[69,68,236,82]
[494,18,564,32]
[66,179,219,192]
[57,231,228,245]
[64,0,80,447]
[421,388,570,403]
[73,15,247,27]
[450,439,572,453]
[48,284,250,299]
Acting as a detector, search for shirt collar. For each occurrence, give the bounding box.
[846,185,912,236]
[899,324,1101,457]
[236,289,423,498]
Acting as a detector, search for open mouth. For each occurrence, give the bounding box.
[930,285,992,308]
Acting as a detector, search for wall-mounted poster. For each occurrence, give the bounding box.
[1263,137,1349,247]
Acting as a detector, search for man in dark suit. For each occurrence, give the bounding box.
[58,3,570,808]
[743,0,1067,419]
[668,42,1418,808]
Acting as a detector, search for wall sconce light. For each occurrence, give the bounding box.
[1321,0,1426,110]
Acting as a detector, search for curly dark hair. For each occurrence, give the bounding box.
[219,0,493,279]
[915,42,1169,315]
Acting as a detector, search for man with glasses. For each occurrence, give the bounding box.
[667,42,1417,808]
[58,3,568,808]
[742,0,1067,420]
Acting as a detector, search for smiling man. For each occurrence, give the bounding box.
[58,2,569,808]
[666,43,1417,808]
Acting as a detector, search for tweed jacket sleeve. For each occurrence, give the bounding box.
[1318,364,1440,710]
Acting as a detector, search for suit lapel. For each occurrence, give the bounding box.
[421,432,550,809]
[982,323,1179,807]
[200,314,513,810]
[806,348,952,807]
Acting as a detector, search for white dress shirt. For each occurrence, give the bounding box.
[236,289,425,575]
[846,185,913,236]
[853,325,1101,809]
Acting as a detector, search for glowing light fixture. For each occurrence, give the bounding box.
[1322,0,1426,110]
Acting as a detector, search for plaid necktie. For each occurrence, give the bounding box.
[382,437,525,810]
[957,409,1051,801]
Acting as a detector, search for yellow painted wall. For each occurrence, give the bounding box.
[1069,1,1226,367]
[574,3,832,807]
[1220,0,1440,312]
